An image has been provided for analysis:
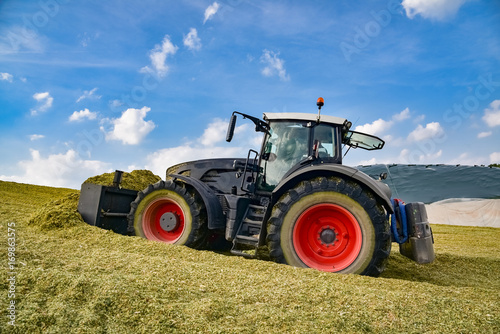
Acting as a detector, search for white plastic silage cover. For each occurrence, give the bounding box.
[426,199,500,228]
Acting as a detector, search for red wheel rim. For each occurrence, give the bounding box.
[293,203,362,272]
[141,198,185,243]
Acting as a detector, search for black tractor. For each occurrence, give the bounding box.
[78,98,434,276]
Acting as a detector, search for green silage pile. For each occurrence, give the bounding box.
[28,193,83,230]
[0,181,77,223]
[83,169,161,191]
[25,170,161,231]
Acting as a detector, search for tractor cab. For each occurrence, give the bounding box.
[258,113,346,190]
[226,98,385,192]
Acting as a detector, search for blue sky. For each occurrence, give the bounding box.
[1,0,499,189]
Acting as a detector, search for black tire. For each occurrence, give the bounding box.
[267,176,391,276]
[128,180,208,249]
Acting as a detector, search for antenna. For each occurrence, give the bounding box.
[316,97,324,123]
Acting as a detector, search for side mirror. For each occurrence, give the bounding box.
[226,113,237,142]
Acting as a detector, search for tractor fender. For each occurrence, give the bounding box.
[171,174,225,230]
[271,164,394,214]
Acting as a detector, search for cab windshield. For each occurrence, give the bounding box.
[259,121,309,190]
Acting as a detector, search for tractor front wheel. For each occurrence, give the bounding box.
[128,180,208,248]
[267,177,391,276]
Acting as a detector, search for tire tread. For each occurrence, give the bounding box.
[267,176,391,277]
[128,180,208,249]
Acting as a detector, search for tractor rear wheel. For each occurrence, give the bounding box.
[128,180,208,249]
[267,176,391,276]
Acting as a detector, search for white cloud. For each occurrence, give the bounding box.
[355,118,393,136]
[407,122,444,142]
[183,28,202,51]
[0,25,44,55]
[29,134,45,141]
[199,118,257,147]
[103,106,155,145]
[413,114,426,123]
[145,145,244,177]
[109,99,123,109]
[0,149,111,189]
[140,35,178,78]
[402,0,469,21]
[356,157,378,166]
[79,32,100,48]
[260,49,290,82]
[354,108,413,137]
[490,152,500,164]
[399,147,443,164]
[393,107,411,122]
[145,119,261,177]
[482,100,500,128]
[398,148,411,161]
[76,87,101,103]
[382,134,394,143]
[477,131,492,139]
[200,119,228,146]
[33,91,50,101]
[445,152,483,166]
[204,2,220,24]
[31,92,53,115]
[69,108,98,122]
[1,72,13,82]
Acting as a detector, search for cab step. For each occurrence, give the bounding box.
[230,203,266,258]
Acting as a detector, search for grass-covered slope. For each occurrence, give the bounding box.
[0,179,499,333]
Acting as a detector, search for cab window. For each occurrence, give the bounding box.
[259,121,309,189]
[313,124,338,159]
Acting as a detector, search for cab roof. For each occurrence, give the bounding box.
[263,112,347,126]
